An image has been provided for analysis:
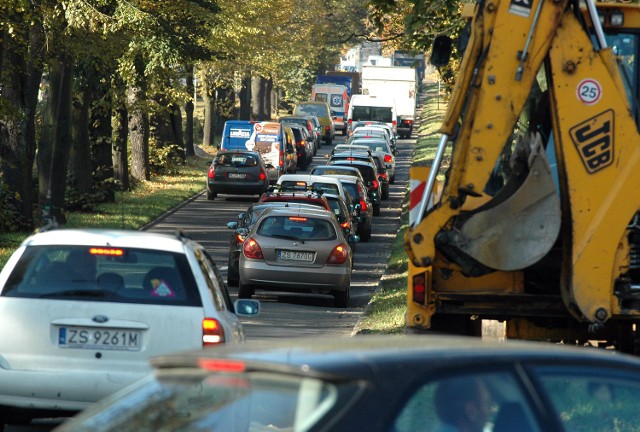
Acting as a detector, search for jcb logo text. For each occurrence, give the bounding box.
[569,110,614,174]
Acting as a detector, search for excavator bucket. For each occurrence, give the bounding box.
[454,133,561,271]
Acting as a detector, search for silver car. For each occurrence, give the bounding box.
[238,207,358,308]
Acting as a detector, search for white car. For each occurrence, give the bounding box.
[0,228,259,428]
[276,174,349,204]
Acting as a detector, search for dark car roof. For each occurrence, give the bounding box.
[150,335,640,379]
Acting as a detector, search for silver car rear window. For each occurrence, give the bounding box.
[257,216,336,241]
[2,246,202,306]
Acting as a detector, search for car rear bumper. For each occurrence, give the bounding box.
[241,261,351,292]
[0,367,148,413]
[208,180,268,195]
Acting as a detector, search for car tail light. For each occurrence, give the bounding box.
[208,165,215,179]
[340,221,350,230]
[90,247,124,256]
[384,154,392,163]
[259,170,267,181]
[235,232,247,244]
[359,199,367,211]
[279,151,284,167]
[202,318,225,346]
[412,273,426,304]
[372,179,379,189]
[243,237,263,259]
[299,140,305,147]
[379,172,388,180]
[348,119,352,125]
[198,358,246,372]
[325,126,330,131]
[327,244,349,264]
[392,120,397,127]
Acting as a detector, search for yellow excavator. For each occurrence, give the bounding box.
[405,0,640,352]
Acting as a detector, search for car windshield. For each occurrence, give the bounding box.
[257,216,336,241]
[62,370,361,431]
[2,246,201,306]
[351,106,393,123]
[340,182,359,201]
[215,153,258,167]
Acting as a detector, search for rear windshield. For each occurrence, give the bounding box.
[2,246,201,306]
[215,153,258,167]
[351,106,393,123]
[326,198,345,219]
[262,197,328,209]
[295,104,328,117]
[334,164,376,182]
[280,118,308,129]
[341,182,359,201]
[312,166,358,177]
[257,216,336,241]
[350,140,390,153]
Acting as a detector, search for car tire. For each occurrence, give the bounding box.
[206,191,216,200]
[238,283,254,299]
[390,176,395,185]
[373,204,381,216]
[227,265,239,287]
[382,188,389,200]
[333,285,350,308]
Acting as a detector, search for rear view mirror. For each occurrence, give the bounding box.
[431,35,453,67]
[226,221,238,230]
[234,299,260,316]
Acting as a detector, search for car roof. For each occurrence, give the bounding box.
[331,160,378,171]
[19,229,189,254]
[249,202,321,212]
[151,334,640,377]
[257,206,334,220]
[278,174,344,186]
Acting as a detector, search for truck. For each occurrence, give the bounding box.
[404,0,640,354]
[361,65,417,139]
[311,83,349,136]
[392,51,426,83]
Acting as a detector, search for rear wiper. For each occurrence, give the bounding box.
[269,234,305,244]
[40,289,109,299]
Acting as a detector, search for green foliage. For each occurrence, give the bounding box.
[0,179,22,233]
[149,143,185,175]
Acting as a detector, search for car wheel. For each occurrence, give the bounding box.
[390,176,395,185]
[382,188,389,200]
[238,283,254,299]
[206,191,216,200]
[333,285,350,308]
[227,264,239,287]
[373,204,381,216]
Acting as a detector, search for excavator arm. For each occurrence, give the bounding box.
[406,0,640,339]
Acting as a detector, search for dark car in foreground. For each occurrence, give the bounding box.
[207,150,269,200]
[56,335,640,432]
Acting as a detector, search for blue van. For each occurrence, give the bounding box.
[220,120,295,183]
[219,120,256,151]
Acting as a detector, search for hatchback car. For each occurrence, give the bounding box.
[276,174,348,204]
[310,164,366,185]
[278,115,317,155]
[348,137,398,183]
[324,192,359,252]
[258,187,332,212]
[306,115,323,151]
[56,335,640,432]
[225,202,323,286]
[206,150,269,200]
[325,174,373,241]
[294,101,335,145]
[329,160,381,216]
[282,123,313,170]
[0,228,259,429]
[238,207,356,307]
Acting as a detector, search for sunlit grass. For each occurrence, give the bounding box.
[0,152,215,268]
[356,82,447,335]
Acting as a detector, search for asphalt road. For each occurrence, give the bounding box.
[144,132,415,340]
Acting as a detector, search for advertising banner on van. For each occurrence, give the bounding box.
[246,122,282,168]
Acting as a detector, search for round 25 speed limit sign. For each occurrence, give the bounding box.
[576,79,602,106]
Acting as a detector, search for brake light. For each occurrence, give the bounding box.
[392,120,397,127]
[325,126,330,131]
[347,157,356,161]
[413,273,426,304]
[198,359,246,372]
[243,237,264,259]
[90,248,124,256]
[327,244,349,264]
[202,318,225,346]
[372,179,379,189]
[208,165,215,179]
[359,199,367,211]
[289,216,308,222]
[259,170,267,181]
[379,172,387,180]
[348,119,352,125]
[340,221,350,230]
[299,140,305,146]
[384,154,392,163]
[235,232,247,244]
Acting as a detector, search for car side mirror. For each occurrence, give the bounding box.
[234,299,260,316]
[348,234,360,244]
[226,221,239,230]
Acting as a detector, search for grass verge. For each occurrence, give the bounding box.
[0,146,216,269]
[355,82,448,334]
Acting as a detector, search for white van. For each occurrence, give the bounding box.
[347,94,397,134]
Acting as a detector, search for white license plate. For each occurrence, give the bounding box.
[228,173,247,179]
[278,250,314,262]
[58,326,141,351]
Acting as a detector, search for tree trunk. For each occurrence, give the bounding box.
[239,73,251,120]
[185,68,195,157]
[216,84,235,128]
[90,71,114,191]
[128,59,150,182]
[251,75,266,120]
[170,102,185,161]
[38,51,74,224]
[112,102,129,191]
[265,78,273,120]
[70,82,92,194]
[202,78,216,147]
